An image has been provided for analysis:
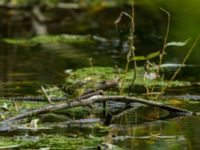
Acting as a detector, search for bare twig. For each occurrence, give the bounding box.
[149,8,170,96]
[41,86,52,103]
[83,78,119,95]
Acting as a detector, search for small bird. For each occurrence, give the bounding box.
[144,60,158,80]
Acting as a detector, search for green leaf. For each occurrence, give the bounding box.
[146,51,160,59]
[166,38,191,47]
[131,56,146,61]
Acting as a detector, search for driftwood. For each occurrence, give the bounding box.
[1,94,194,124]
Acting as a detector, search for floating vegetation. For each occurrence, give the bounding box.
[64,66,193,95]
[2,34,94,46]
[0,135,104,150]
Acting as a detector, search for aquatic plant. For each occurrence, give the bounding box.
[2,34,94,46]
[114,0,199,97]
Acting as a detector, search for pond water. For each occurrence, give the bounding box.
[0,0,200,149]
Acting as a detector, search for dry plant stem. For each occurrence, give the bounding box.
[11,99,18,111]
[157,34,200,98]
[2,95,194,124]
[150,8,170,96]
[115,0,137,93]
[129,0,137,85]
[157,8,170,75]
[168,35,200,82]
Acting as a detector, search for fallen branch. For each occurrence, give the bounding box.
[1,95,194,124]
[100,96,194,115]
[81,78,119,95]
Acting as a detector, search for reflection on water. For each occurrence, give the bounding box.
[0,41,129,96]
[110,114,200,150]
[103,100,200,149]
